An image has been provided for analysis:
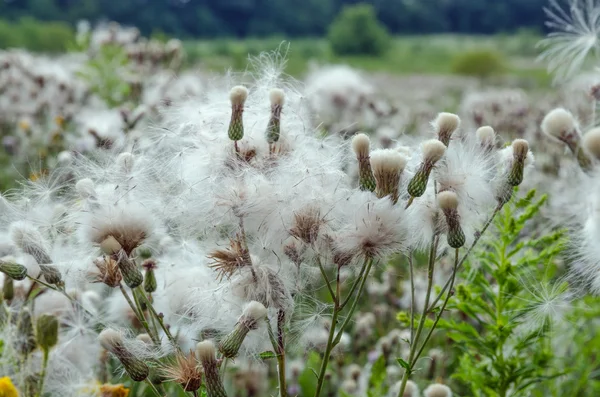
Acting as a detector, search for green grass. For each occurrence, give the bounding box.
[183,33,551,87]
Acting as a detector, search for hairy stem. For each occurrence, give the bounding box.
[136,287,181,352]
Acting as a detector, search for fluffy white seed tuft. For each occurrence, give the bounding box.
[541,108,577,141]
[75,178,97,199]
[117,152,135,173]
[352,133,371,158]
[437,190,459,210]
[99,328,124,352]
[423,383,453,397]
[370,149,408,175]
[269,88,285,106]
[583,127,600,159]
[196,340,217,361]
[230,85,249,106]
[422,139,447,163]
[476,126,496,146]
[434,112,461,133]
[512,139,530,161]
[242,301,268,321]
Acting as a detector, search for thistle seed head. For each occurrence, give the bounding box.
[370,149,408,203]
[583,127,600,160]
[433,112,460,146]
[541,108,580,147]
[424,383,453,397]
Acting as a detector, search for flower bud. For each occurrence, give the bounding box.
[507,139,529,187]
[99,328,149,382]
[39,264,62,285]
[228,86,248,142]
[0,261,28,281]
[475,126,496,152]
[407,140,446,198]
[196,340,228,397]
[2,277,13,301]
[117,251,143,288]
[352,133,377,192]
[266,88,285,144]
[218,301,267,358]
[18,308,37,355]
[370,149,408,204]
[142,259,157,293]
[438,191,465,249]
[36,314,59,352]
[583,127,600,161]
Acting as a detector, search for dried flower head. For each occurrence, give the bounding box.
[208,235,252,281]
[266,88,285,145]
[161,350,203,392]
[289,207,324,245]
[475,126,496,151]
[91,256,123,288]
[370,149,408,204]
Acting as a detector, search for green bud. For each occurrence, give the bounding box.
[0,261,28,281]
[447,224,466,249]
[407,167,431,198]
[3,277,14,301]
[18,308,37,355]
[117,252,143,288]
[39,264,62,285]
[143,268,157,293]
[36,314,59,352]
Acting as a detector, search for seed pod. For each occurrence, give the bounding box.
[99,328,149,382]
[196,340,228,397]
[18,308,37,356]
[117,251,143,289]
[407,140,446,198]
[0,261,28,281]
[438,191,465,249]
[352,133,377,192]
[228,86,248,142]
[266,88,284,144]
[36,314,59,352]
[39,265,62,285]
[218,301,267,358]
[370,149,408,204]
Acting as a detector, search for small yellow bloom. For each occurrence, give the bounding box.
[0,376,19,397]
[18,120,30,131]
[99,384,130,397]
[55,115,65,129]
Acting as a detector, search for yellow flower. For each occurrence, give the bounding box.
[99,384,130,397]
[18,120,30,131]
[0,377,19,397]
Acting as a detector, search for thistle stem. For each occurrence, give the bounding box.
[411,248,460,365]
[145,379,162,396]
[119,284,155,341]
[427,205,501,312]
[397,236,438,397]
[35,349,49,397]
[314,257,375,397]
[136,287,181,353]
[408,253,415,345]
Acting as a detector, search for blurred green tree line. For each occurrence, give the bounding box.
[0,0,546,38]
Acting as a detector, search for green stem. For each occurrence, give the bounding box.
[408,253,415,345]
[411,248,460,365]
[397,236,438,397]
[267,318,287,397]
[277,310,288,397]
[144,379,162,396]
[35,349,49,397]
[427,205,502,312]
[317,258,335,301]
[136,287,182,353]
[340,259,369,310]
[119,284,154,341]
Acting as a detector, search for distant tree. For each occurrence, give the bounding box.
[328,3,390,56]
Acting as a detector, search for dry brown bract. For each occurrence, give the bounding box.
[90,256,123,288]
[208,234,252,281]
[161,350,203,392]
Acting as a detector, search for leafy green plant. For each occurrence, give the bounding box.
[451,49,506,78]
[328,4,390,56]
[77,43,133,108]
[437,190,567,396]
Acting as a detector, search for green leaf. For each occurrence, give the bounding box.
[258,351,277,360]
[367,355,387,397]
[396,358,410,370]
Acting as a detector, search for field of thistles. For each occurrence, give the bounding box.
[1,3,600,396]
